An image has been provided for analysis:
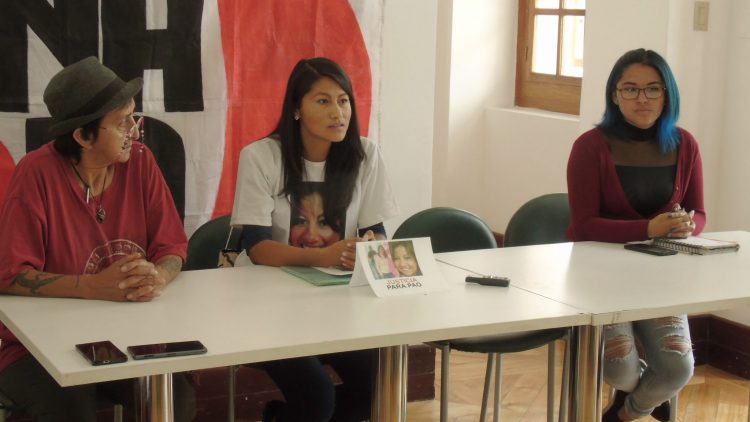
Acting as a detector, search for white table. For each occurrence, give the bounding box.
[0,262,589,421]
[437,231,750,421]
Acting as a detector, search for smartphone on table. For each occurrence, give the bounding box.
[624,243,677,256]
[127,340,207,360]
[75,340,128,366]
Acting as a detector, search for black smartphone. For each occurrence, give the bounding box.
[127,340,207,360]
[75,340,128,366]
[465,275,510,287]
[624,243,678,256]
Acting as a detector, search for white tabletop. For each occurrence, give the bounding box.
[437,231,750,326]
[0,262,588,387]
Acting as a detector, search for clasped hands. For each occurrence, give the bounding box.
[94,253,166,302]
[647,204,696,239]
[325,230,377,270]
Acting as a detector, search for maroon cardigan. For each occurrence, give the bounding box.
[565,127,706,243]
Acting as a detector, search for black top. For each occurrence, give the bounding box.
[615,165,676,217]
[605,119,658,142]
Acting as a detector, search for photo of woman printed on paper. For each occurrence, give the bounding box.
[390,240,422,277]
[289,182,346,248]
[368,244,398,279]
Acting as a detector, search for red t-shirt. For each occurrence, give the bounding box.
[0,142,187,372]
[0,142,14,206]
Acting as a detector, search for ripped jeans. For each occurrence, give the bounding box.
[603,315,694,419]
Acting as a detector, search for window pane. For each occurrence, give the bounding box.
[532,15,559,75]
[535,0,559,8]
[560,16,584,77]
[562,0,585,9]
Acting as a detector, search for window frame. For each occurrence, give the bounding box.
[515,0,585,115]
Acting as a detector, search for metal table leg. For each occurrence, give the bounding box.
[567,325,603,422]
[137,373,174,422]
[371,345,408,422]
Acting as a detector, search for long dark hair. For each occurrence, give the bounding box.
[273,57,365,225]
[599,48,681,153]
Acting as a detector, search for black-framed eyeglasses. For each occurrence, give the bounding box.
[616,85,665,100]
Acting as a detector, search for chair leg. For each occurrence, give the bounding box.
[113,404,123,422]
[547,341,556,422]
[559,334,571,422]
[480,353,495,422]
[229,365,237,422]
[669,394,677,422]
[493,354,502,422]
[439,344,450,422]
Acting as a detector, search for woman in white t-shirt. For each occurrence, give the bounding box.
[231,57,398,422]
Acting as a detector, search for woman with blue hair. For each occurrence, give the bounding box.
[566,49,703,421]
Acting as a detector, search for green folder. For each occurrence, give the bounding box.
[281,266,352,286]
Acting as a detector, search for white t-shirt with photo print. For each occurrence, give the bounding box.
[230,136,399,245]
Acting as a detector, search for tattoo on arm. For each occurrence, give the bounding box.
[14,271,64,294]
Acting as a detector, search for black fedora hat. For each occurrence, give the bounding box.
[43,57,143,137]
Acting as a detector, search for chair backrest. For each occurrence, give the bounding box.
[393,207,497,253]
[184,215,242,271]
[503,193,570,247]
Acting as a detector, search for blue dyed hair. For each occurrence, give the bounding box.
[599,49,681,153]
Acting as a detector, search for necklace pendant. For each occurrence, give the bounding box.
[96,206,106,224]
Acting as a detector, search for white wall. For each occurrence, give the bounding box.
[432,0,509,223]
[380,0,438,234]
[435,0,750,324]
[712,0,750,325]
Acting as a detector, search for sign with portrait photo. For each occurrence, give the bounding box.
[351,237,445,297]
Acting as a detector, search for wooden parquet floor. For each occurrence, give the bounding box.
[407,341,750,421]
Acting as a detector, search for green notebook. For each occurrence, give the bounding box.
[281,266,352,286]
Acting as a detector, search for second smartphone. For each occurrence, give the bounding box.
[127,340,207,360]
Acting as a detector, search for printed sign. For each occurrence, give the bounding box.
[350,237,445,297]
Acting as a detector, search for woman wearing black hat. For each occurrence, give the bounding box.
[0,57,195,421]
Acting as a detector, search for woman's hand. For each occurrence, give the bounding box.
[87,253,163,301]
[322,231,377,270]
[340,230,378,269]
[647,205,696,239]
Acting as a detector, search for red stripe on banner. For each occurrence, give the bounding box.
[0,142,15,207]
[214,0,372,218]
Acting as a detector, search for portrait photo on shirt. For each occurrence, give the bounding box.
[288,182,346,248]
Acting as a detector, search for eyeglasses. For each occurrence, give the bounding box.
[101,115,143,137]
[616,85,665,100]
[100,116,145,151]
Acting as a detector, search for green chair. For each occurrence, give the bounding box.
[504,193,570,247]
[502,193,572,422]
[185,215,242,422]
[185,215,242,271]
[393,206,570,422]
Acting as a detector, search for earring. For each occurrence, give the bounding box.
[294,113,300,121]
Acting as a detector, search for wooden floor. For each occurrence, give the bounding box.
[407,341,750,421]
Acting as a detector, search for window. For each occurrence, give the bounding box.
[515,0,585,115]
